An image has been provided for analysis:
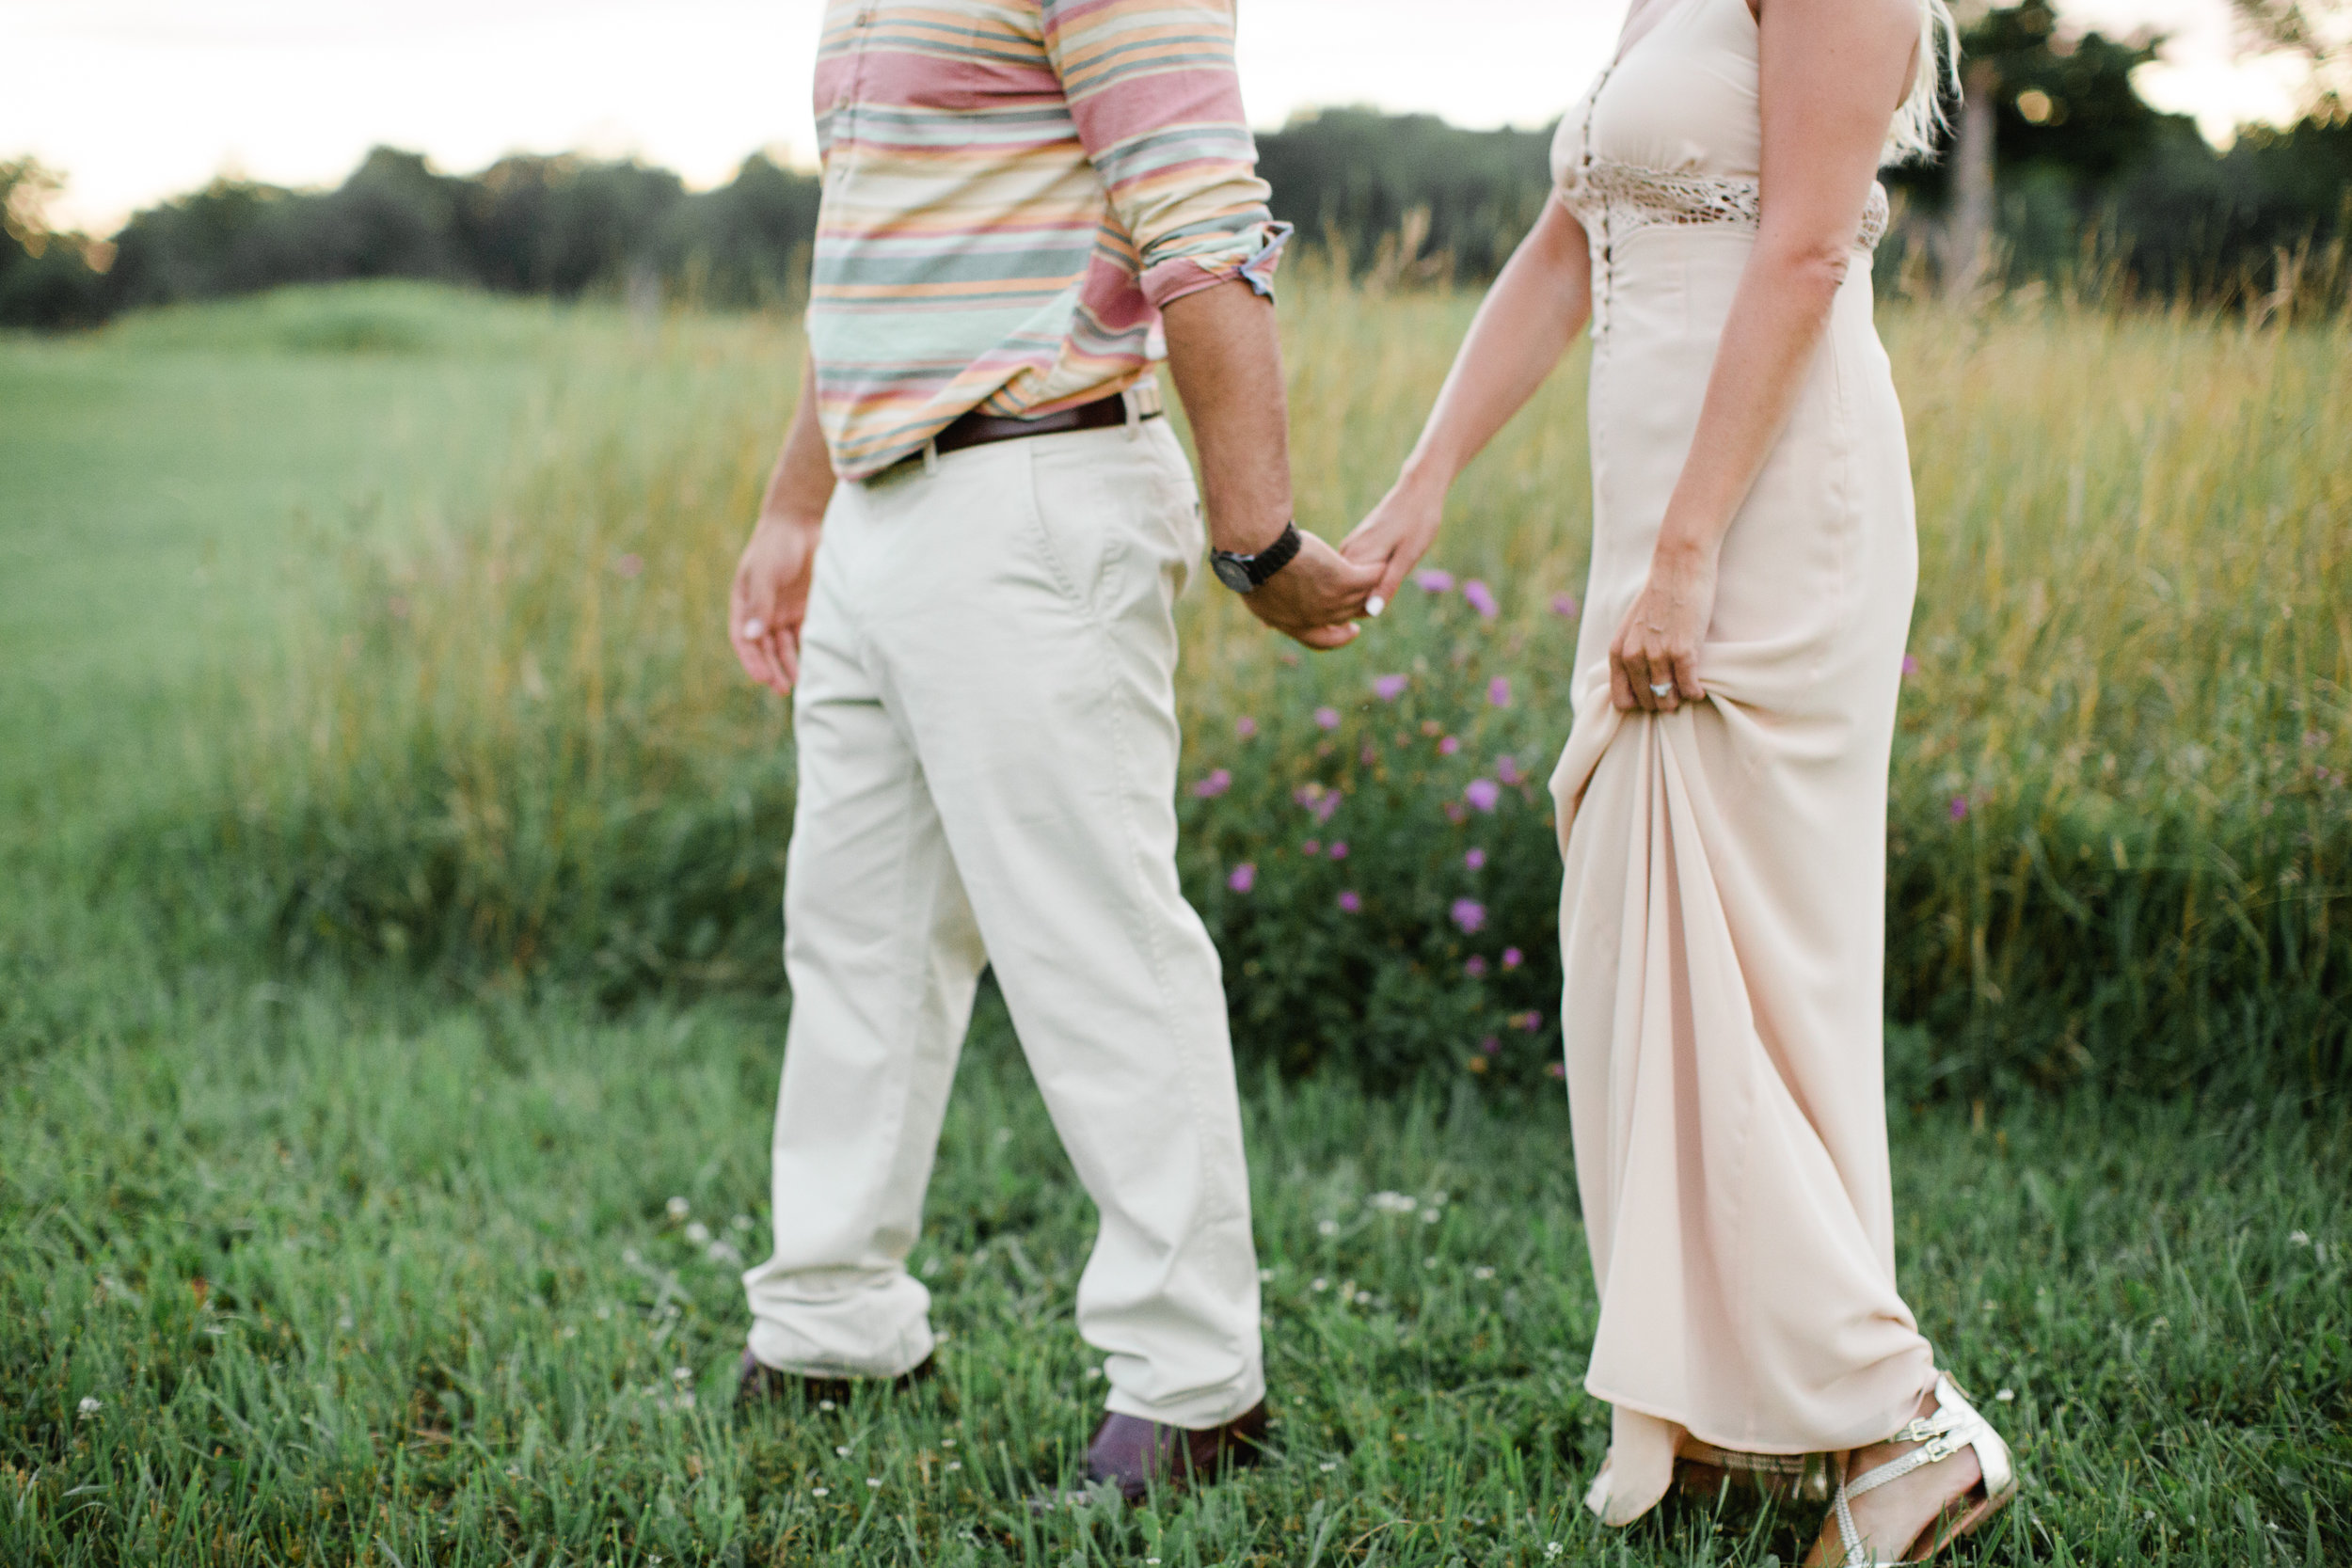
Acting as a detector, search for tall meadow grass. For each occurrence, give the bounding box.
[143,278,2350,1099]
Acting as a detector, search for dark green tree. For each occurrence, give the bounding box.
[1253,108,1556,279]
[0,158,106,328]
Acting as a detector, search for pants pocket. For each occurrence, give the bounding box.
[1026,428,1199,619]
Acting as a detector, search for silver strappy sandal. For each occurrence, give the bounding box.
[1826,1374,2019,1567]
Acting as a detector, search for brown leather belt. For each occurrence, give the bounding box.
[884,388,1163,475]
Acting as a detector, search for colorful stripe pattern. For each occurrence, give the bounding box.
[809,0,1288,479]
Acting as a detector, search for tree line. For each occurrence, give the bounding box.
[5,0,2348,330]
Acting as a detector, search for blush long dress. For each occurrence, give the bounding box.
[1544,0,1939,1526]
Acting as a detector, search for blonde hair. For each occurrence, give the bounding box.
[1884,0,1963,165]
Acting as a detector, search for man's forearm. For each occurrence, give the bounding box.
[759,356,836,530]
[1158,279,1293,556]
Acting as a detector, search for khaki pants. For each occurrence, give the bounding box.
[741,417,1265,1428]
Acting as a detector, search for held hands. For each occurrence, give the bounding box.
[728,510,822,695]
[1610,542,1717,713]
[1245,529,1382,651]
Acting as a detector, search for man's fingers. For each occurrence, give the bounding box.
[729,588,779,690]
[734,636,786,694]
[1292,622,1359,651]
[1333,556,1384,620]
[1343,552,1386,594]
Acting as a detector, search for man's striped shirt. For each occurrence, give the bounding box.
[809,0,1287,479]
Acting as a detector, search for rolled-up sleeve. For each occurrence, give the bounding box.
[1041,0,1291,309]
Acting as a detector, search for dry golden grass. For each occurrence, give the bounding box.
[174,277,2345,1090]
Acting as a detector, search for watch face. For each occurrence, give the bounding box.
[1212,554,1257,593]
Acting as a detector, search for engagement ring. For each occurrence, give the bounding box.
[742,619,766,640]
[1649,682,1674,697]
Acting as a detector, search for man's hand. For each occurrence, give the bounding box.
[1241,532,1381,650]
[1160,279,1369,651]
[729,357,836,696]
[729,513,822,695]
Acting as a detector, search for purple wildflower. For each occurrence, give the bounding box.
[1465,848,1486,870]
[1416,569,1455,593]
[1502,946,1524,970]
[1450,898,1486,934]
[1373,673,1409,702]
[1548,1061,1566,1079]
[1302,838,1322,857]
[1193,768,1232,799]
[1949,796,1969,821]
[1360,744,1377,765]
[1328,840,1349,861]
[1515,1009,1545,1032]
[1235,716,1259,739]
[1463,579,1499,620]
[1444,801,1469,824]
[1901,655,1919,677]
[1228,863,1256,894]
[1337,890,1362,913]
[1551,594,1580,618]
[1314,706,1341,730]
[1487,676,1512,707]
[1480,1036,1502,1055]
[1496,754,1523,785]
[1439,736,1461,756]
[1465,956,1488,978]
[1465,778,1502,813]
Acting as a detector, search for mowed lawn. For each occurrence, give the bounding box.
[2,289,2347,1567]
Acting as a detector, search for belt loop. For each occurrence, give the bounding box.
[921,437,939,476]
[1121,385,1142,438]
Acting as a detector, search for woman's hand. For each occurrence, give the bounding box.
[1341,470,1447,614]
[1610,543,1717,712]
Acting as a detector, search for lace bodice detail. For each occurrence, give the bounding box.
[1559,160,1891,252]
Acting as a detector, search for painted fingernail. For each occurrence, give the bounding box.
[1365,595,1386,618]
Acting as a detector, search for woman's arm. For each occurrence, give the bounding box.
[1341,197,1593,609]
[1611,0,1921,713]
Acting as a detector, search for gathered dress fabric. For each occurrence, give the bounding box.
[1544,0,1937,1526]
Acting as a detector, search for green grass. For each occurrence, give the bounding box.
[2,281,2347,1565]
[4,966,2345,1565]
[0,284,588,830]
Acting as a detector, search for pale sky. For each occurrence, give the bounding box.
[2,0,2316,237]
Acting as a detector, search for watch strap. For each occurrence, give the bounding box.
[1215,521,1302,591]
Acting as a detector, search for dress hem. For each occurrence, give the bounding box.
[1583,1375,1936,1458]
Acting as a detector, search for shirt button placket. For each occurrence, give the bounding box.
[834,3,877,187]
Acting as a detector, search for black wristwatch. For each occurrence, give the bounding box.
[1210,521,1302,594]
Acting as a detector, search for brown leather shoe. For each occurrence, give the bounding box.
[734,1347,935,1412]
[1081,1401,1269,1504]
